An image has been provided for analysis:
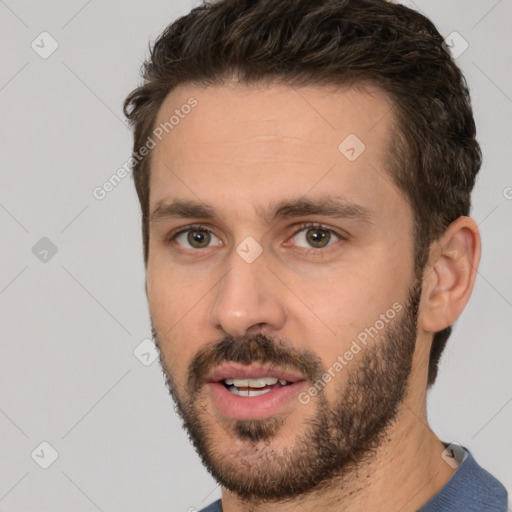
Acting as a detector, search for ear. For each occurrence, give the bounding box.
[419,216,481,333]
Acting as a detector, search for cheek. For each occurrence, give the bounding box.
[147,256,205,322]
[295,266,399,332]
[147,271,190,372]
[147,269,212,379]
[287,260,408,369]
[147,271,179,328]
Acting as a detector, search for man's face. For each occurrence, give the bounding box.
[147,81,421,499]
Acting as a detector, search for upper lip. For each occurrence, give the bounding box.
[206,362,306,383]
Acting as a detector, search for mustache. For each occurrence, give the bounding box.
[186,333,324,394]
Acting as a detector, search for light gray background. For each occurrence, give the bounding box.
[0,1,510,511]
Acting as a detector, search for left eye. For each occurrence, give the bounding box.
[292,226,340,249]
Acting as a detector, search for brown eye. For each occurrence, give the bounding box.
[174,228,221,249]
[305,228,331,248]
[293,226,339,249]
[187,229,211,248]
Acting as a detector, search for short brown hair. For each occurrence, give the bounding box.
[124,0,481,386]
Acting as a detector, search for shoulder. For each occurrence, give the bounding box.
[197,499,222,512]
[419,443,508,512]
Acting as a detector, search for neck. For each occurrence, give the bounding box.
[221,387,456,511]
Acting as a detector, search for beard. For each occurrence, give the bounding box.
[152,277,421,503]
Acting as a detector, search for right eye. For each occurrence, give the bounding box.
[171,225,223,250]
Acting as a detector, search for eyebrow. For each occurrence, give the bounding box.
[149,196,373,225]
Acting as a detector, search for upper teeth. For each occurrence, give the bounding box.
[224,377,289,387]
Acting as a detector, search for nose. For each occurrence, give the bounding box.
[209,247,286,338]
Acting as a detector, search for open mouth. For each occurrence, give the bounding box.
[207,378,307,420]
[204,362,308,419]
[222,377,293,397]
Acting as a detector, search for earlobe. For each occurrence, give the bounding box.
[420,217,481,333]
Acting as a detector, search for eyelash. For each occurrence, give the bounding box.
[166,222,347,254]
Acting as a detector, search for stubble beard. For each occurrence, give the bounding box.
[154,279,421,502]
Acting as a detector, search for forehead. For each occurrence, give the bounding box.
[149,81,407,224]
[153,80,394,154]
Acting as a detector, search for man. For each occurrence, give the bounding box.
[123,0,508,510]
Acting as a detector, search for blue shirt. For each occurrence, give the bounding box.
[198,443,508,511]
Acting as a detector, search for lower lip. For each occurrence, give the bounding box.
[205,381,308,420]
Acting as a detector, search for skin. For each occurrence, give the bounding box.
[145,79,481,511]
